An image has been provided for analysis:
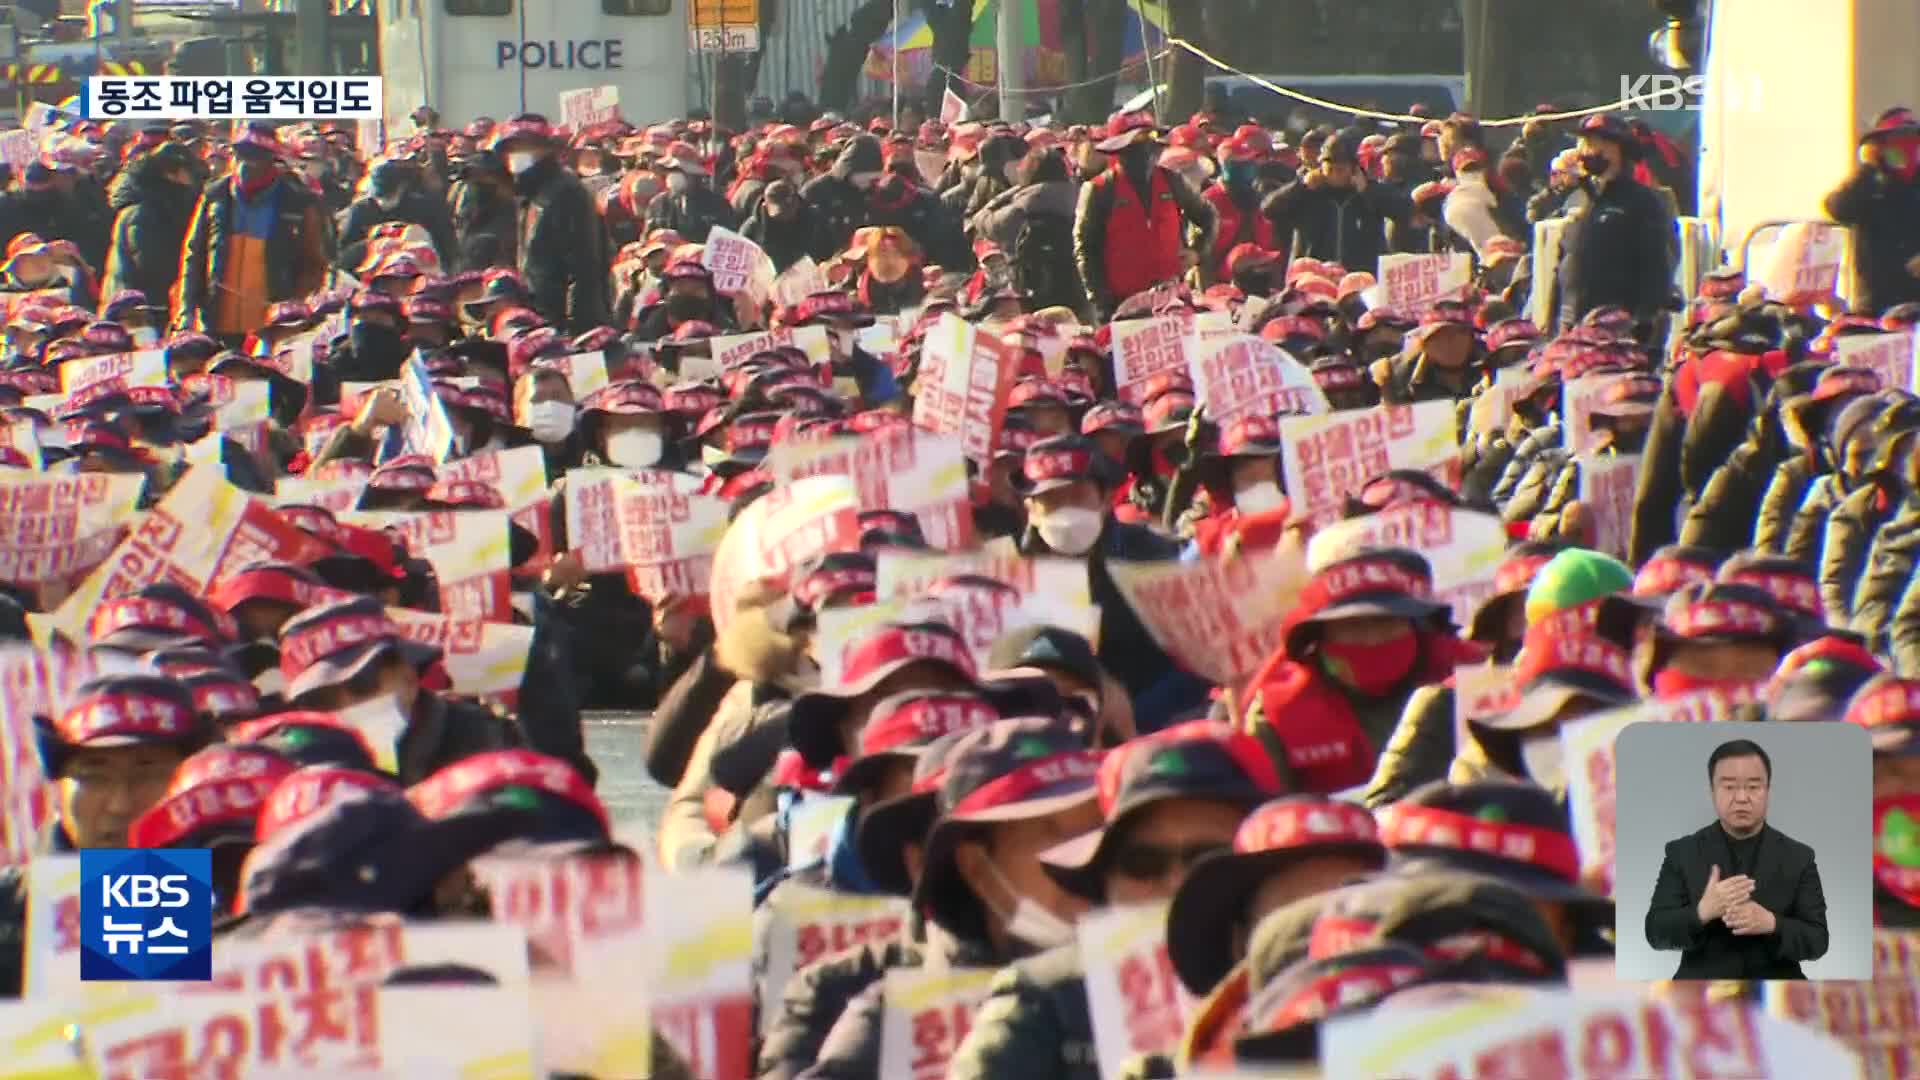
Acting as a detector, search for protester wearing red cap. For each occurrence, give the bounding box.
[950,722,1279,1079]
[493,114,611,333]
[1073,111,1217,321]
[1242,548,1485,794]
[803,718,1104,1077]
[176,123,330,344]
[1825,107,1920,314]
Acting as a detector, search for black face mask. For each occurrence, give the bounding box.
[666,294,708,321]
[1579,153,1612,177]
[1119,144,1158,169]
[348,322,405,369]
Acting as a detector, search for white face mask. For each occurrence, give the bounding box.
[507,151,538,175]
[606,428,665,468]
[524,399,575,444]
[666,172,691,194]
[1035,505,1104,555]
[701,443,730,468]
[335,693,409,773]
[129,326,160,348]
[1234,481,1286,514]
[984,860,1077,951]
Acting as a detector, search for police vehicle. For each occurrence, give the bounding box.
[376,0,690,132]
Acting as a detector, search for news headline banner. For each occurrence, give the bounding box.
[82,77,382,121]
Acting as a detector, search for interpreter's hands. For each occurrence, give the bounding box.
[352,386,408,435]
[1724,899,1778,936]
[1696,863,1756,924]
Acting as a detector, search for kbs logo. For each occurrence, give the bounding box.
[1618,73,1764,113]
[79,849,213,981]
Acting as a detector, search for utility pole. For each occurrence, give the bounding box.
[295,0,329,77]
[996,0,1022,121]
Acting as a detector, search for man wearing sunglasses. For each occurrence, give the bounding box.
[946,722,1280,1080]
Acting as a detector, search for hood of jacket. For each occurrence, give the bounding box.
[832,136,885,181]
[1000,179,1078,221]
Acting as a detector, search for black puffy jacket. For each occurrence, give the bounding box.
[1819,481,1902,628]
[1823,165,1920,315]
[337,188,458,269]
[644,181,740,245]
[513,156,611,333]
[101,156,198,319]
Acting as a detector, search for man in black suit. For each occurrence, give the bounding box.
[1645,739,1829,979]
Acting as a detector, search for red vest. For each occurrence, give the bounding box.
[1244,634,1485,793]
[1100,166,1185,302]
[1204,183,1278,280]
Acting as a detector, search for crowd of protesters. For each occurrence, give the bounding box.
[0,87,1913,1078]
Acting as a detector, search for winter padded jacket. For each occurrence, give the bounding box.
[337,189,457,270]
[945,943,1100,1080]
[1819,482,1901,628]
[1260,176,1409,277]
[176,173,330,336]
[1553,174,1674,326]
[513,156,611,334]
[644,182,740,245]
[101,156,198,321]
[1823,165,1920,315]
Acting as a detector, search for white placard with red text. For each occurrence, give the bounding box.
[705,324,832,378]
[1764,932,1920,1080]
[768,426,973,551]
[49,467,331,642]
[557,84,620,130]
[813,587,1101,689]
[703,225,777,304]
[1079,902,1195,1078]
[1561,371,1634,457]
[1106,545,1306,690]
[879,966,998,1080]
[340,508,512,621]
[59,348,167,412]
[0,472,143,588]
[875,550,1092,609]
[1758,221,1846,307]
[1307,504,1507,630]
[1835,331,1918,396]
[757,884,911,1035]
[1320,986,1865,1079]
[1278,402,1460,527]
[1111,315,1194,405]
[563,467,729,602]
[1362,252,1472,319]
[914,313,1015,473]
[1578,453,1641,559]
[1188,334,1328,421]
